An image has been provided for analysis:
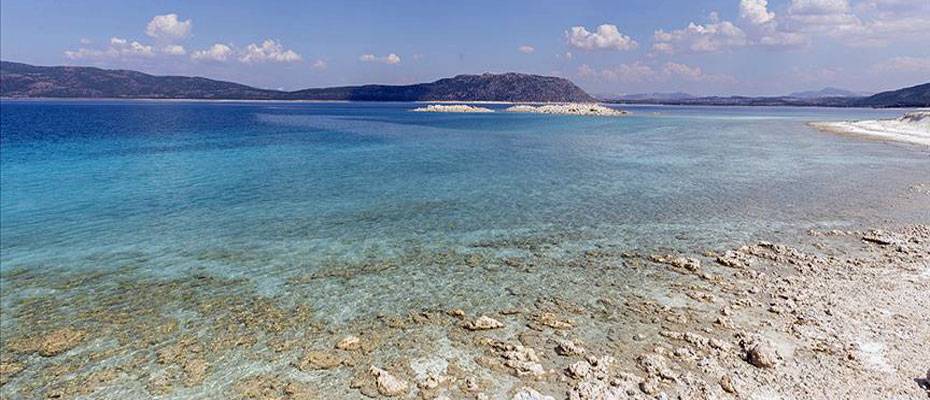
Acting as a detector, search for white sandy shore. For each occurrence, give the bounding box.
[810,110,930,146]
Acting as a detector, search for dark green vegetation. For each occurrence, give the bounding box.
[0,61,593,102]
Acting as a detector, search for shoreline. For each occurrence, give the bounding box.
[809,110,930,146]
[0,97,926,111]
[2,220,928,399]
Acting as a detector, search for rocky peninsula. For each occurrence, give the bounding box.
[810,110,930,146]
[505,103,628,116]
[411,104,495,113]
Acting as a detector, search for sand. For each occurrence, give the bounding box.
[810,110,930,146]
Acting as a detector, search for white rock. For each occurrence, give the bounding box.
[513,387,555,400]
[369,366,409,397]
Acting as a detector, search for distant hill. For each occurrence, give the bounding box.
[854,82,930,108]
[0,61,281,99]
[788,87,864,98]
[606,83,928,108]
[608,92,694,101]
[288,73,594,102]
[0,61,594,102]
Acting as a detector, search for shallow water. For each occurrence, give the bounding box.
[1,101,928,398]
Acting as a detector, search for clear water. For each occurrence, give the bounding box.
[0,100,928,397]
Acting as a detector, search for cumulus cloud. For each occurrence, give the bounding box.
[190,43,233,62]
[145,13,192,41]
[65,37,155,60]
[518,45,535,54]
[239,40,302,63]
[782,0,930,46]
[566,24,638,51]
[653,19,748,53]
[161,45,186,56]
[359,53,401,64]
[740,0,776,25]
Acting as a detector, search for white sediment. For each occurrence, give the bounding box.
[410,104,494,113]
[504,103,628,117]
[810,110,930,146]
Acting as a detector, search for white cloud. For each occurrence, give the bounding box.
[653,19,748,53]
[359,53,401,64]
[872,56,930,73]
[740,0,776,25]
[311,59,328,70]
[65,36,155,60]
[190,43,233,62]
[145,14,192,41]
[161,45,186,56]
[789,0,851,15]
[566,24,638,51]
[518,45,535,54]
[239,40,302,63]
[578,61,736,84]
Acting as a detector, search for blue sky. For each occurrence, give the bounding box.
[2,0,928,95]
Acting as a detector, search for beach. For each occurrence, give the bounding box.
[810,110,930,146]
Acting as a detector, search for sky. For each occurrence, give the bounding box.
[1,0,928,96]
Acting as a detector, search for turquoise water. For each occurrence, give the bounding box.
[0,100,928,398]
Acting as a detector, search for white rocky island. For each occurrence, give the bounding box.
[505,103,628,116]
[411,104,494,113]
[810,110,930,146]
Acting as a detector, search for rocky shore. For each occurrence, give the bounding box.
[411,105,494,113]
[810,110,930,146]
[1,223,929,398]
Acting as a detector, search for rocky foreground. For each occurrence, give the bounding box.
[810,110,930,146]
[1,222,929,399]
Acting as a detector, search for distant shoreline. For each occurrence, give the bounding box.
[1,97,924,110]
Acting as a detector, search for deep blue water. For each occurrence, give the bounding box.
[1,100,928,305]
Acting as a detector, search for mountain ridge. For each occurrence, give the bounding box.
[0,61,594,102]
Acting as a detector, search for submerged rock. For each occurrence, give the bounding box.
[8,328,87,357]
[335,336,362,351]
[464,316,505,331]
[296,351,341,370]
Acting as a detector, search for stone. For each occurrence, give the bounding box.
[369,366,408,397]
[740,337,780,368]
[567,360,591,379]
[464,316,504,331]
[513,387,555,400]
[535,313,574,330]
[335,336,361,351]
[183,358,208,386]
[720,375,737,394]
[556,340,586,356]
[640,378,661,395]
[296,351,341,371]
